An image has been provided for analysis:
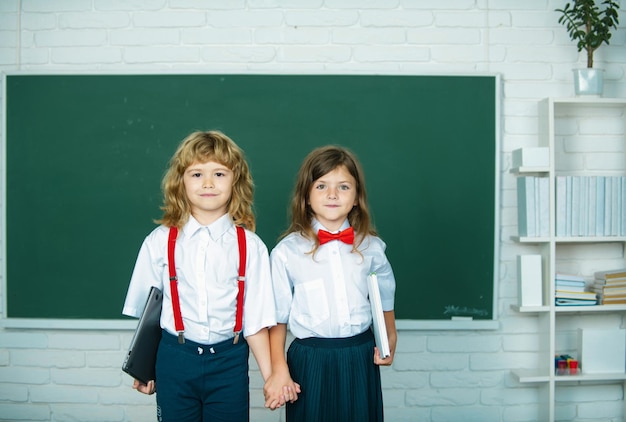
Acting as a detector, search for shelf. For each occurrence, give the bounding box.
[555,304,626,313]
[512,369,550,383]
[551,97,626,106]
[511,236,626,243]
[510,166,550,175]
[510,304,550,313]
[513,369,626,384]
[555,236,626,243]
[512,97,626,420]
[555,372,626,382]
[510,235,550,243]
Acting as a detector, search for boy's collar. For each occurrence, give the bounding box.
[183,213,233,240]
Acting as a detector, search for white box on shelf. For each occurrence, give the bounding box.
[512,147,549,168]
[517,254,543,307]
[577,328,626,374]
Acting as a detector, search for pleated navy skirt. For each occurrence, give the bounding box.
[286,329,383,422]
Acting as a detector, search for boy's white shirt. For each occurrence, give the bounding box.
[123,213,276,344]
[270,219,396,339]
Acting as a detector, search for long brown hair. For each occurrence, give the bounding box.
[285,145,376,253]
[157,131,255,230]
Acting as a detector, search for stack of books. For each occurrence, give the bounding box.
[517,176,549,237]
[555,175,626,237]
[555,273,597,306]
[593,269,626,305]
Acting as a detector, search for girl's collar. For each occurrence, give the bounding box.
[312,218,351,233]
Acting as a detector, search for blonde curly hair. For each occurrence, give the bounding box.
[157,131,255,231]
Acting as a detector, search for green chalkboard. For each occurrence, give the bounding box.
[4,74,497,321]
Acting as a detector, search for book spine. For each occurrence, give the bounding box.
[604,177,612,236]
[538,177,549,237]
[588,176,596,237]
[571,176,580,237]
[596,176,605,236]
[556,176,567,237]
[517,177,536,237]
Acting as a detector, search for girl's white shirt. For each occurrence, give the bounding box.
[123,213,276,345]
[270,219,396,339]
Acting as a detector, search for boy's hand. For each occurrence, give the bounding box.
[133,379,156,395]
[264,372,301,410]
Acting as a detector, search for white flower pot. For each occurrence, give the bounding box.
[573,68,604,96]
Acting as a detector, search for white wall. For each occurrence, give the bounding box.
[0,1,625,421]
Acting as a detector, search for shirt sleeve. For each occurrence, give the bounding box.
[242,232,277,337]
[269,242,294,324]
[121,228,165,318]
[369,237,396,311]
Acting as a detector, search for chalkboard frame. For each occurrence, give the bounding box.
[1,72,501,330]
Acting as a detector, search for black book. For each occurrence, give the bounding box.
[122,287,163,384]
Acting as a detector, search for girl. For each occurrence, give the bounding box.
[266,145,397,421]
[122,131,279,421]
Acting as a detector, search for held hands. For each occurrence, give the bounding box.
[264,371,301,410]
[133,379,156,395]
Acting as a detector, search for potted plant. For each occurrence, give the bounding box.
[556,0,620,95]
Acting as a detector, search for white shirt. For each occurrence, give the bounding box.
[122,213,276,345]
[270,219,396,339]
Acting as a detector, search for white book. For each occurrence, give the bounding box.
[538,177,550,237]
[534,177,541,237]
[604,176,612,236]
[555,273,585,282]
[588,176,596,237]
[566,176,573,237]
[596,176,605,236]
[571,176,581,237]
[518,255,543,307]
[580,176,588,236]
[367,273,390,359]
[620,176,626,236]
[613,176,621,236]
[517,177,536,237]
[555,282,586,292]
[611,176,620,236]
[556,176,567,237]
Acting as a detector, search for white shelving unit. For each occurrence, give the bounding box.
[511,97,626,421]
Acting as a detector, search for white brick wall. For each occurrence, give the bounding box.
[0,0,625,421]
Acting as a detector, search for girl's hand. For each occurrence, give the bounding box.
[132,379,156,395]
[264,372,301,410]
[373,347,394,366]
[374,311,397,366]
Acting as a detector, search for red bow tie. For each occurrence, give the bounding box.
[318,227,354,245]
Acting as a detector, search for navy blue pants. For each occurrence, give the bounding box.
[155,331,249,422]
[286,329,383,422]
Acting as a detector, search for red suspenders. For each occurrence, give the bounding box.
[167,225,247,344]
[167,227,184,343]
[234,225,246,344]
